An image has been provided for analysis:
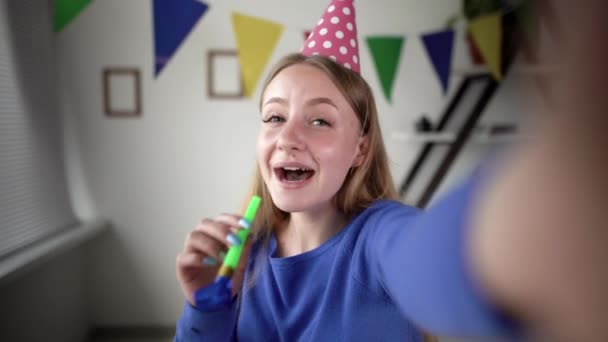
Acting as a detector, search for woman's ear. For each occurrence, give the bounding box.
[352,135,369,167]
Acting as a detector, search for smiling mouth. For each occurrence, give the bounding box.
[275,167,315,182]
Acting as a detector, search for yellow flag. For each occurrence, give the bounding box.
[469,12,502,81]
[232,13,284,97]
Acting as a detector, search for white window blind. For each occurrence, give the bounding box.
[0,0,78,258]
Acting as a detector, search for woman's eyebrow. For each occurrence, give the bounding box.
[305,97,338,109]
[263,97,338,109]
[262,97,287,107]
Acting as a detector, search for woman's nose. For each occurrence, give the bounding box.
[276,120,306,151]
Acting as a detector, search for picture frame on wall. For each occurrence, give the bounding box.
[103,67,142,117]
[207,49,244,99]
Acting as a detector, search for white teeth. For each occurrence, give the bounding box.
[283,167,311,171]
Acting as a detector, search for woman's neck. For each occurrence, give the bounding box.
[276,204,347,257]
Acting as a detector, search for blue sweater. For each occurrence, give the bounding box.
[176,178,519,341]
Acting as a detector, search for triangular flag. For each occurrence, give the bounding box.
[421,29,455,93]
[304,30,312,41]
[366,37,404,103]
[232,13,283,98]
[469,12,502,81]
[54,0,92,32]
[153,0,209,77]
[466,32,485,65]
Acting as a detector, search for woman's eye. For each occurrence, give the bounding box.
[262,115,284,123]
[312,119,330,127]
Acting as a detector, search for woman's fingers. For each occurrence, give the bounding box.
[215,213,245,233]
[176,251,208,283]
[184,229,226,262]
[176,212,251,306]
[194,217,245,250]
[176,212,253,306]
[176,251,206,270]
[176,249,218,306]
[182,213,247,266]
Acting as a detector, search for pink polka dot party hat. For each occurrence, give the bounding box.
[301,0,360,74]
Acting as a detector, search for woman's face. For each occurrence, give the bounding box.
[257,64,367,214]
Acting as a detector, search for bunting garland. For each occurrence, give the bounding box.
[466,32,485,65]
[469,12,503,81]
[126,2,509,100]
[367,36,405,103]
[421,29,455,94]
[153,0,209,77]
[54,1,515,96]
[231,13,284,98]
[303,30,313,41]
[54,0,92,32]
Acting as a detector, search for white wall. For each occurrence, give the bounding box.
[0,247,90,342]
[0,1,88,341]
[58,0,531,326]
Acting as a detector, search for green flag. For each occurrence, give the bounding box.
[366,36,404,103]
[54,0,92,32]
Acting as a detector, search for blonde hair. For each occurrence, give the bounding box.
[245,52,397,244]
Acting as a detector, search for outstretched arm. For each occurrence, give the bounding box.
[468,1,608,340]
[378,1,608,340]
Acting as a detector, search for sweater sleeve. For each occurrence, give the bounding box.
[373,175,521,338]
[174,301,238,341]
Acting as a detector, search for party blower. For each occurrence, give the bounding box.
[194,195,261,310]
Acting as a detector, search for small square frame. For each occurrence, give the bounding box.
[207,50,244,99]
[103,67,142,117]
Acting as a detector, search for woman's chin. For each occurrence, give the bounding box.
[270,193,312,213]
[272,199,307,213]
[270,192,333,214]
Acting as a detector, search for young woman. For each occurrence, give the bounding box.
[176,51,521,340]
[176,0,608,340]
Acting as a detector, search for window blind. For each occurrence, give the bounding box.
[0,0,78,258]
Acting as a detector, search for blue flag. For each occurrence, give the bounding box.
[421,29,455,93]
[153,0,209,77]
